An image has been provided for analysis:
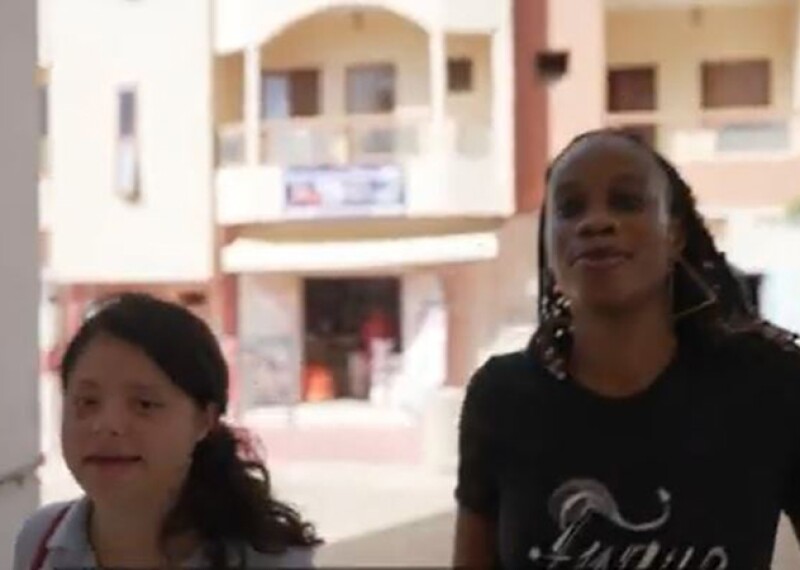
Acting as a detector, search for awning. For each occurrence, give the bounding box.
[222,232,499,273]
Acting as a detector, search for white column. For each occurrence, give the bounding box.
[429,28,447,158]
[791,3,800,147]
[492,15,514,214]
[244,43,261,166]
[426,27,448,211]
[0,0,41,560]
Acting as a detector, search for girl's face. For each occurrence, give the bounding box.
[545,134,684,316]
[62,333,214,509]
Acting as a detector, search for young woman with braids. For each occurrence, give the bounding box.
[13,293,320,569]
[453,130,800,569]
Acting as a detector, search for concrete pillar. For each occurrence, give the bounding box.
[429,27,447,158]
[514,0,549,213]
[0,0,41,561]
[492,11,515,215]
[547,0,606,155]
[791,3,800,145]
[244,43,261,165]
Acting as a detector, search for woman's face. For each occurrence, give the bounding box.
[62,334,214,509]
[545,134,683,316]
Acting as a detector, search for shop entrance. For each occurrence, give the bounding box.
[302,277,401,402]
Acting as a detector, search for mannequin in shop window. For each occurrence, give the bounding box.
[360,305,396,357]
[359,305,397,402]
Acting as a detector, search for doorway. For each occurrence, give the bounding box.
[302,277,401,402]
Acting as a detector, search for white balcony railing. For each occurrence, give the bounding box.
[215,114,500,222]
[259,114,429,166]
[215,113,492,168]
[216,124,246,167]
[605,108,800,162]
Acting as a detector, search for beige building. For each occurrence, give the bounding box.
[5,0,800,556]
[604,0,800,281]
[37,0,800,418]
[42,0,542,418]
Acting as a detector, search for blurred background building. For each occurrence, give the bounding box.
[3,0,800,565]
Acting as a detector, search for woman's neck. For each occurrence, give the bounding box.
[569,299,677,398]
[89,498,197,569]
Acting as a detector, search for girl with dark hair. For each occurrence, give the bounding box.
[453,130,800,569]
[14,293,320,570]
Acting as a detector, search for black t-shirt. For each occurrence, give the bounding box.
[455,333,800,569]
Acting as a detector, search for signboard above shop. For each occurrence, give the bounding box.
[283,164,405,219]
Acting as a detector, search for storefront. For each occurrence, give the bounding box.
[236,269,449,412]
[302,276,401,402]
[225,232,497,412]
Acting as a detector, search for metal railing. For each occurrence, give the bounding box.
[605,108,800,160]
[259,114,428,166]
[216,123,246,167]
[215,114,493,167]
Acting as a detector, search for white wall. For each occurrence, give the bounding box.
[0,0,41,561]
[445,213,539,384]
[237,275,303,406]
[398,272,447,412]
[214,0,509,53]
[50,0,215,283]
[548,0,606,156]
[38,0,52,66]
[444,0,505,32]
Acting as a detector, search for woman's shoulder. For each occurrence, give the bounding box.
[710,323,800,395]
[717,324,800,372]
[466,350,533,393]
[471,347,555,388]
[462,349,554,415]
[14,500,77,570]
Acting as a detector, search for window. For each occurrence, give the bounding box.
[261,69,320,120]
[346,64,396,114]
[536,51,570,81]
[607,67,657,148]
[447,58,474,93]
[116,87,139,201]
[702,60,770,108]
[607,66,657,112]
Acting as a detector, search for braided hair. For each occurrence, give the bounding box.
[530,128,798,378]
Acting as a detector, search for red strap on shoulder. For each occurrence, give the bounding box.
[29,505,70,570]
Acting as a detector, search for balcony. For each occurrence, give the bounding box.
[215,113,498,223]
[212,4,511,224]
[606,110,800,207]
[606,109,800,161]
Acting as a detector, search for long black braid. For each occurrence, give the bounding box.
[530,128,799,378]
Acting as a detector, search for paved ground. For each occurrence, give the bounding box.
[40,456,457,566]
[318,511,454,567]
[36,378,800,568]
[39,452,800,569]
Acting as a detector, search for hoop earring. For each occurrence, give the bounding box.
[672,257,718,321]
